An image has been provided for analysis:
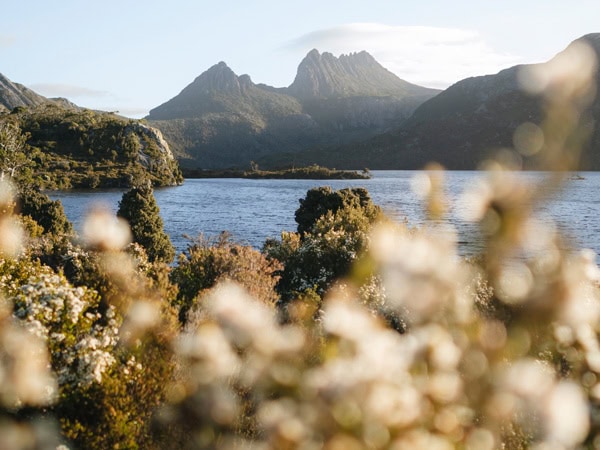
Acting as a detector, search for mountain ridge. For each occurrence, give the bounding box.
[0,73,50,112]
[288,33,600,170]
[147,49,440,168]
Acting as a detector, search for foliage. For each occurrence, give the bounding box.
[117,183,175,264]
[0,121,31,182]
[171,233,281,323]
[17,186,72,236]
[294,186,380,235]
[0,234,178,449]
[182,164,371,180]
[0,104,183,189]
[265,186,382,306]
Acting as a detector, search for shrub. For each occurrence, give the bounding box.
[172,233,281,323]
[294,186,380,235]
[17,187,72,236]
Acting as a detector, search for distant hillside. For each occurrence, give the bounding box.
[1,101,182,188]
[147,51,440,169]
[311,33,600,170]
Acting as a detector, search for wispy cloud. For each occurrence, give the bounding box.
[285,23,524,88]
[28,83,111,99]
[0,35,16,48]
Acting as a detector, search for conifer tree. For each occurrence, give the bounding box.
[117,182,174,263]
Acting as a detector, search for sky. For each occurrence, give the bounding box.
[2,0,599,118]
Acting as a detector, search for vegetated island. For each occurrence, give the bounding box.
[182,165,371,180]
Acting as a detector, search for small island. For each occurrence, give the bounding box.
[182,164,371,180]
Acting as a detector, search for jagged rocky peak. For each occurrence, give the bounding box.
[287,49,435,100]
[0,72,48,112]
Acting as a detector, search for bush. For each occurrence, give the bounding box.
[17,187,72,236]
[172,233,281,323]
[294,186,380,235]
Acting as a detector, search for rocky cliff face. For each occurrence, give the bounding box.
[0,73,49,112]
[148,51,440,169]
[287,49,437,100]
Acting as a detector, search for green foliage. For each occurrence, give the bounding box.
[17,187,72,236]
[267,204,375,305]
[1,104,183,189]
[171,233,281,323]
[265,187,381,308]
[183,164,371,180]
[0,121,32,183]
[294,186,380,235]
[0,252,177,450]
[263,187,381,305]
[117,184,175,264]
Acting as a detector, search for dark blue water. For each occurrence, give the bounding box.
[48,171,600,258]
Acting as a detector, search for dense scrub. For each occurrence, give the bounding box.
[0,103,183,189]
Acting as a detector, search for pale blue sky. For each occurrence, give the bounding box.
[2,0,598,117]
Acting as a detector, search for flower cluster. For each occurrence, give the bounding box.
[11,270,119,387]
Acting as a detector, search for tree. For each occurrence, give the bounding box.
[117,183,174,264]
[294,186,380,235]
[0,122,30,181]
[266,187,382,305]
[18,186,73,236]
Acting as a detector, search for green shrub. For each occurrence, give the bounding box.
[294,186,380,235]
[17,187,72,236]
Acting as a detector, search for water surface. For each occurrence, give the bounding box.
[49,171,600,258]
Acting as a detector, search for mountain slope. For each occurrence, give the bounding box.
[148,62,304,120]
[0,73,49,112]
[321,33,600,170]
[147,51,440,169]
[147,62,316,168]
[0,95,182,188]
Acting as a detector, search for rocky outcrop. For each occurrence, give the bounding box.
[129,123,176,161]
[0,73,49,112]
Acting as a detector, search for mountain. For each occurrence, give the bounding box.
[147,51,440,169]
[314,33,600,170]
[0,73,50,112]
[287,49,436,100]
[148,62,305,121]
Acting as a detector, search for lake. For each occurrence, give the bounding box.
[48,171,600,259]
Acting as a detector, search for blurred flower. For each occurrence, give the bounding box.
[81,207,131,251]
